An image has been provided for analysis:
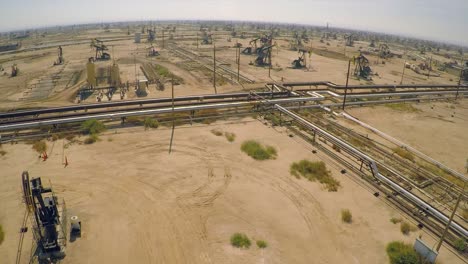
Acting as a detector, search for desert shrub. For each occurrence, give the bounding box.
[400,222,412,235]
[0,224,4,245]
[454,238,467,252]
[386,241,419,264]
[0,149,6,156]
[256,240,268,249]
[211,129,223,136]
[84,134,99,144]
[230,233,251,249]
[390,217,403,224]
[241,140,277,160]
[32,140,47,153]
[393,147,415,162]
[224,132,236,142]
[290,160,341,192]
[81,119,106,135]
[341,209,352,223]
[144,117,159,130]
[65,134,76,141]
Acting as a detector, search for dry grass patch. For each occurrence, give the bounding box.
[385,103,420,113]
[290,160,341,192]
[224,132,236,142]
[0,224,4,245]
[390,217,403,224]
[393,147,415,162]
[341,209,353,223]
[211,129,223,136]
[32,140,47,153]
[400,221,417,235]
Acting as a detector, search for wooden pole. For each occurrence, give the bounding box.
[342,60,351,110]
[213,44,217,94]
[400,61,406,85]
[169,77,175,154]
[435,183,465,252]
[237,46,240,82]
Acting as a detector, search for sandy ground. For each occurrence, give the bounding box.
[0,118,463,264]
[343,100,468,174]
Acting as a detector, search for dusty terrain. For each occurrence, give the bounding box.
[0,118,463,264]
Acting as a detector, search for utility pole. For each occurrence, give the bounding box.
[237,45,240,82]
[427,56,433,79]
[456,64,463,99]
[213,44,217,94]
[435,182,465,252]
[400,61,407,85]
[169,77,175,154]
[342,59,351,110]
[162,30,165,49]
[196,33,199,49]
[268,48,272,78]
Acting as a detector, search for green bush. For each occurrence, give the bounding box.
[84,134,99,144]
[230,233,251,249]
[256,240,268,249]
[341,209,352,223]
[386,241,419,264]
[81,119,106,135]
[0,224,4,245]
[241,140,277,160]
[290,160,341,192]
[144,117,159,130]
[224,132,236,142]
[454,238,467,252]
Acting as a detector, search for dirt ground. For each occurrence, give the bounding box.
[0,118,463,264]
[343,99,468,174]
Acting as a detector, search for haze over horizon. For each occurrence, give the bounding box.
[1,0,467,47]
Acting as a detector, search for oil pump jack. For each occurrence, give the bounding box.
[242,37,260,55]
[462,61,468,84]
[345,34,354,47]
[147,28,156,42]
[292,49,309,69]
[53,46,64,66]
[379,43,392,59]
[201,30,212,45]
[354,54,372,80]
[255,44,274,67]
[22,171,66,262]
[91,38,111,61]
[11,64,19,77]
[147,45,159,57]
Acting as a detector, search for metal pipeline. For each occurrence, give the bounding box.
[275,105,468,238]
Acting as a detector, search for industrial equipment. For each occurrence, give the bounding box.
[462,62,468,83]
[53,46,64,66]
[242,37,260,55]
[22,171,66,262]
[11,64,19,77]
[255,44,274,67]
[369,39,376,48]
[91,38,111,61]
[147,45,159,57]
[291,49,309,69]
[147,28,156,42]
[345,34,354,47]
[201,30,212,45]
[354,54,372,79]
[379,43,392,59]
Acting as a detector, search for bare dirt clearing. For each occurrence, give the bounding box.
[0,118,462,264]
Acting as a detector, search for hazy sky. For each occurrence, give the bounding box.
[1,0,467,46]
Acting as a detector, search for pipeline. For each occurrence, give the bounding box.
[276,81,468,90]
[275,104,468,238]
